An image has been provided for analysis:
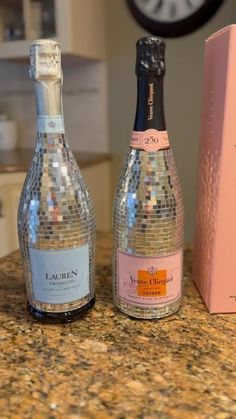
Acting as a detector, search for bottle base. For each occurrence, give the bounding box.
[113,298,181,319]
[27,297,95,323]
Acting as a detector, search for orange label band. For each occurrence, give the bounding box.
[130,129,170,151]
[138,269,167,297]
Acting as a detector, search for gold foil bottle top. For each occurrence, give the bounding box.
[29,39,62,81]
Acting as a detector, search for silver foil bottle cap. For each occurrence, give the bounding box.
[29,39,62,81]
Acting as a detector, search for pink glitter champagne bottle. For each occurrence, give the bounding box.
[18,40,96,322]
[113,37,184,319]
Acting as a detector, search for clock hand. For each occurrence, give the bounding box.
[169,2,177,19]
[185,0,195,9]
[152,0,164,14]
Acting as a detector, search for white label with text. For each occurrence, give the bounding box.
[29,244,89,304]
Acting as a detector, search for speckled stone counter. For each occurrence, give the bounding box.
[0,233,235,419]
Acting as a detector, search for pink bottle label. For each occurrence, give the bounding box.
[117,250,182,307]
[130,129,170,151]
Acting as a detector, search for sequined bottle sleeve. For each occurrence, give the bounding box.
[112,37,184,319]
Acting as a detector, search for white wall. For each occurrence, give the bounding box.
[107,0,236,243]
[0,59,109,152]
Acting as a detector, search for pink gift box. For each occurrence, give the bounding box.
[193,25,236,313]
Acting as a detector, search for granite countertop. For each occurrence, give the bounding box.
[0,149,111,173]
[0,233,235,418]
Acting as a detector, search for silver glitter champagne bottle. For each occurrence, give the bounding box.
[18,40,96,322]
[113,37,184,319]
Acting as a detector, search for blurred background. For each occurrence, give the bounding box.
[0,0,235,257]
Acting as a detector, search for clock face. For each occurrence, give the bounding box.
[127,0,224,37]
[134,0,205,22]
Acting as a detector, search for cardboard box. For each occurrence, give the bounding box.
[193,25,236,313]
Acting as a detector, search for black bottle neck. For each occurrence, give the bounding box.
[133,75,166,132]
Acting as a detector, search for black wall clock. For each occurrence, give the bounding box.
[127,0,225,38]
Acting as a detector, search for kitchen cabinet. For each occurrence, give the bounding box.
[0,0,106,60]
[0,172,25,256]
[0,160,111,257]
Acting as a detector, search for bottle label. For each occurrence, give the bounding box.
[117,249,182,307]
[29,244,89,304]
[37,115,65,133]
[130,129,169,151]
